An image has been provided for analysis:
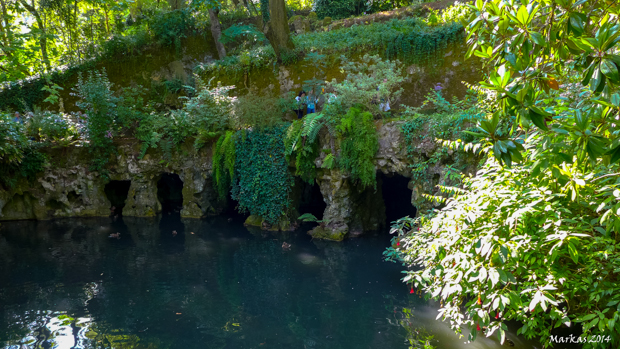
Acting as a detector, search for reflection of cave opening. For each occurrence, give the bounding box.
[380,172,416,226]
[157,173,184,214]
[104,180,131,215]
[298,180,326,220]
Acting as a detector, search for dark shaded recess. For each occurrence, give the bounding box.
[298,180,327,220]
[157,173,184,214]
[104,180,131,215]
[379,172,416,226]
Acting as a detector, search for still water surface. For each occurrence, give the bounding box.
[0,216,545,349]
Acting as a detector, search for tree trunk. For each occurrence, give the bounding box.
[264,0,294,63]
[0,0,11,48]
[208,8,226,59]
[19,0,51,71]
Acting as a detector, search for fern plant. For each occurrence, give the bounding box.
[284,113,327,182]
[212,131,237,201]
[337,107,379,188]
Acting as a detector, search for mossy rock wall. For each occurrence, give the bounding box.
[0,141,222,221]
[0,122,477,242]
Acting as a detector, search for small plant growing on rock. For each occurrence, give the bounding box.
[298,213,330,227]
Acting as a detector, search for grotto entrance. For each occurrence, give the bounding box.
[157,173,184,214]
[104,180,131,216]
[379,172,416,226]
[297,179,327,220]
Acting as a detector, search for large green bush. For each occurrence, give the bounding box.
[0,114,47,189]
[388,0,620,347]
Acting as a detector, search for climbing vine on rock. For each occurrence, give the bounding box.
[337,107,378,188]
[231,125,293,225]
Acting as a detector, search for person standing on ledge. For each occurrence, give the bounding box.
[306,90,316,114]
[295,91,306,119]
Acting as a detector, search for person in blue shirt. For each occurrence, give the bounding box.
[13,112,23,124]
[306,90,316,114]
[295,91,306,119]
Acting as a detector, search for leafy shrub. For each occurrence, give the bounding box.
[148,9,195,49]
[329,54,404,117]
[314,0,365,19]
[221,24,268,47]
[0,116,47,188]
[102,29,151,57]
[0,113,27,167]
[231,125,293,224]
[424,1,473,26]
[388,1,620,347]
[387,146,620,347]
[337,107,378,188]
[71,70,119,174]
[183,78,236,148]
[365,0,414,13]
[26,111,77,143]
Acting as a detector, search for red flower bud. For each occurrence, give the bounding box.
[495,311,499,319]
[397,242,400,247]
[477,323,481,331]
[477,295,482,305]
[410,288,414,294]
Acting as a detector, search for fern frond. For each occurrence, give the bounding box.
[284,120,303,157]
[298,213,318,222]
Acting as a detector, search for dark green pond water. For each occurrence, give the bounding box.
[0,216,545,349]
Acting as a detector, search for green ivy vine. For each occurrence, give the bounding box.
[231,125,293,225]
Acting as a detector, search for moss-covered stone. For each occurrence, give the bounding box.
[245,214,263,227]
[308,225,347,241]
[288,15,303,24]
[322,17,332,26]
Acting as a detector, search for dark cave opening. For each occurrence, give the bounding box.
[298,180,327,220]
[379,172,416,226]
[104,180,131,216]
[157,173,184,214]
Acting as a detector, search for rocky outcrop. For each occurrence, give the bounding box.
[0,140,222,221]
[0,122,476,242]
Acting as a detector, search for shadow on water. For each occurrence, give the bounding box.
[0,217,576,349]
[159,212,185,254]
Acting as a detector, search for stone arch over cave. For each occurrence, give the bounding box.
[104,180,131,215]
[297,179,327,220]
[157,173,184,214]
[379,172,417,226]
